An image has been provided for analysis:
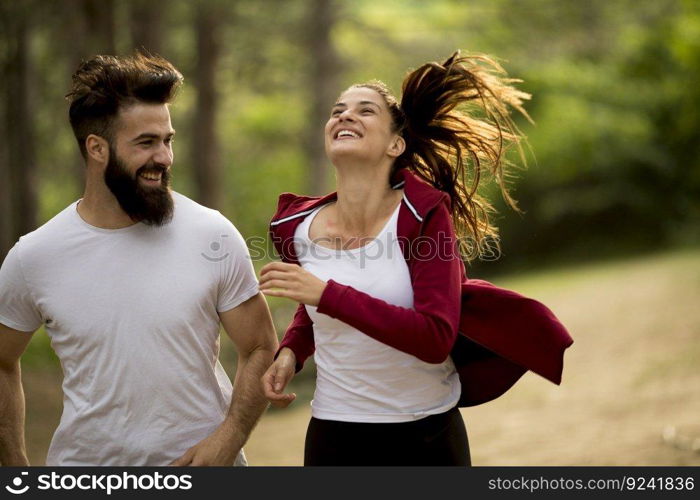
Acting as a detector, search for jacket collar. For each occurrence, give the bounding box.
[269,169,448,264]
[270,169,445,226]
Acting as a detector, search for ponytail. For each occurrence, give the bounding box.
[355,51,531,261]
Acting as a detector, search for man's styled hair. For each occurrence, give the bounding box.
[66,53,183,158]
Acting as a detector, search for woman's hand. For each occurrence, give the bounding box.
[259,262,326,306]
[261,348,297,408]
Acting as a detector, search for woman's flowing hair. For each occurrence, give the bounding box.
[354,51,531,261]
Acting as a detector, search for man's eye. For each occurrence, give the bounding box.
[362,109,374,114]
[331,110,341,116]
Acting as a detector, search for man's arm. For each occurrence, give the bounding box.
[0,322,34,466]
[170,292,277,466]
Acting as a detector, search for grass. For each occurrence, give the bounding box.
[20,247,700,465]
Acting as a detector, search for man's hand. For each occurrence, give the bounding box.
[261,347,297,408]
[259,262,326,306]
[169,421,240,466]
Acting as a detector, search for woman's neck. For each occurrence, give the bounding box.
[333,163,402,234]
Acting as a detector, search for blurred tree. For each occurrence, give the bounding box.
[637,0,700,242]
[302,0,342,195]
[192,1,227,210]
[467,0,700,273]
[0,1,37,261]
[68,0,117,66]
[60,0,118,191]
[129,0,163,56]
[1,0,698,270]
[0,3,10,259]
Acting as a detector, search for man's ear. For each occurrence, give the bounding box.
[387,135,406,159]
[85,135,109,165]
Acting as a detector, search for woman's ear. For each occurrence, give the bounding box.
[85,134,109,165]
[387,135,406,158]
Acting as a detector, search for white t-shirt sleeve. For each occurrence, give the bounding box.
[216,218,259,313]
[0,243,43,332]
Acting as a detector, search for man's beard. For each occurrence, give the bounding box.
[104,148,174,226]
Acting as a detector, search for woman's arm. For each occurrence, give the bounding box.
[278,303,315,371]
[314,202,462,363]
[261,201,462,364]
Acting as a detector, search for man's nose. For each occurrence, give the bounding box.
[153,143,173,167]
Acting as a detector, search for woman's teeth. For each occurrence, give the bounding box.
[336,130,360,139]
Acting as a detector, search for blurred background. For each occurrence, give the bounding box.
[1,0,698,465]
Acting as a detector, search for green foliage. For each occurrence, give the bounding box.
[4,0,699,300]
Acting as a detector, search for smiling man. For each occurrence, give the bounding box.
[0,53,278,466]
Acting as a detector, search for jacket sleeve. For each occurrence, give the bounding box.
[315,201,462,364]
[277,303,315,372]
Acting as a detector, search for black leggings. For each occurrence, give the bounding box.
[304,406,471,466]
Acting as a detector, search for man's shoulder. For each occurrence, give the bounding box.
[3,203,80,271]
[173,191,222,217]
[171,191,236,232]
[170,192,252,261]
[16,202,79,251]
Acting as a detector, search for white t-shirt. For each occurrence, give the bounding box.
[0,192,259,465]
[294,203,460,423]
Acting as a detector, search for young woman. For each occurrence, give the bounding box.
[259,51,566,466]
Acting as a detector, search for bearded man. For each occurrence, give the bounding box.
[0,53,278,466]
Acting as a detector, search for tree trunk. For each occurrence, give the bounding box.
[63,0,117,193]
[0,109,8,259]
[0,66,9,260]
[84,0,117,54]
[1,6,37,260]
[0,3,9,259]
[64,0,117,69]
[192,3,225,210]
[129,0,163,56]
[303,0,341,195]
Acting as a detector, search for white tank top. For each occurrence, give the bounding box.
[294,202,460,423]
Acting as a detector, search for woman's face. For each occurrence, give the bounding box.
[324,87,403,166]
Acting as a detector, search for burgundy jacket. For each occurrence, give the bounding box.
[269,169,573,406]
